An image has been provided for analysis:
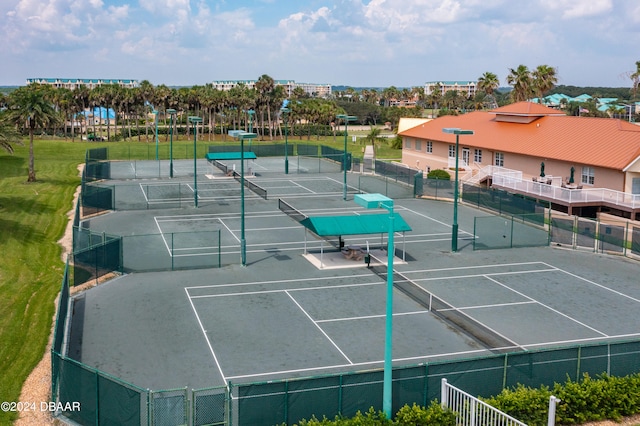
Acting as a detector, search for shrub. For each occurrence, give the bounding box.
[427,169,451,180]
[484,373,640,426]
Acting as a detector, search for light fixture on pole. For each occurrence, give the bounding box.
[281,107,290,174]
[442,127,474,252]
[153,109,159,160]
[167,109,176,178]
[336,114,357,200]
[229,130,258,266]
[189,116,203,207]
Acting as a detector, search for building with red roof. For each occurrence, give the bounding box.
[399,102,640,219]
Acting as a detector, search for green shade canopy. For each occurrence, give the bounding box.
[205,152,257,161]
[300,213,411,236]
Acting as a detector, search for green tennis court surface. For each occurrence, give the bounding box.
[69,190,640,391]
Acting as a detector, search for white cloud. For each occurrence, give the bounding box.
[540,0,612,19]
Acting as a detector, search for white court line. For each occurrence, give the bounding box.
[396,205,473,235]
[217,218,240,243]
[316,310,429,324]
[189,280,384,299]
[391,268,525,351]
[289,180,316,193]
[185,288,227,384]
[325,176,359,192]
[225,347,491,381]
[138,183,149,202]
[407,268,559,283]
[547,262,640,304]
[483,275,608,337]
[285,290,353,364]
[186,272,378,291]
[154,216,173,256]
[444,300,537,311]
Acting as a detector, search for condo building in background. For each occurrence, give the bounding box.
[210,79,332,98]
[26,78,140,90]
[424,80,478,98]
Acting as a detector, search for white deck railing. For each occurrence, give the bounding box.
[441,378,527,426]
[491,174,640,209]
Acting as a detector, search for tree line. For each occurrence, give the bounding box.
[1,61,638,181]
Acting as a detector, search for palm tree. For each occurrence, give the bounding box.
[0,116,23,154]
[6,84,60,181]
[364,126,382,155]
[532,65,558,102]
[255,74,275,140]
[477,72,500,109]
[630,60,640,100]
[506,65,532,102]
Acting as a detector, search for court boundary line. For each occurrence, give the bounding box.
[285,290,354,364]
[483,275,608,337]
[184,288,227,384]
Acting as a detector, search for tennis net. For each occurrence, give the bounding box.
[370,265,522,353]
[232,171,268,200]
[211,159,229,174]
[278,199,307,223]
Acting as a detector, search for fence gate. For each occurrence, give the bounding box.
[441,378,527,426]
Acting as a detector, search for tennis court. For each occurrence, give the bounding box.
[69,185,640,392]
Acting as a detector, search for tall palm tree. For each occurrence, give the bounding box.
[477,72,500,109]
[532,65,558,102]
[6,84,60,181]
[506,65,532,102]
[630,60,640,100]
[255,74,275,140]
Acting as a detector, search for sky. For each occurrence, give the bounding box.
[1,0,639,89]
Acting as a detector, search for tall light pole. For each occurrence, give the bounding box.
[167,108,176,178]
[229,130,257,266]
[153,109,159,160]
[281,107,290,174]
[354,193,395,418]
[336,114,357,200]
[189,116,203,207]
[442,128,474,252]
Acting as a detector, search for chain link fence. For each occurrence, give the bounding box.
[551,215,640,259]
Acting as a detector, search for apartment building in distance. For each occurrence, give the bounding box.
[210,79,332,98]
[26,78,139,90]
[424,80,478,98]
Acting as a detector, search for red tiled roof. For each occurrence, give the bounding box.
[490,101,566,116]
[399,102,640,170]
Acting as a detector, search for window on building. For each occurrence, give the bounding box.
[426,141,433,153]
[404,138,412,149]
[474,149,482,163]
[581,167,595,185]
[448,145,456,158]
[415,140,421,151]
[494,152,504,167]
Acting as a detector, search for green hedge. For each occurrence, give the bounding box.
[287,401,456,426]
[484,373,640,426]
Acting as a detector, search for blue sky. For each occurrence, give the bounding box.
[2,0,639,88]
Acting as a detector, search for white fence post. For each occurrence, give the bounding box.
[547,395,560,426]
[441,378,448,408]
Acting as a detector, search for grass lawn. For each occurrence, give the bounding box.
[0,134,401,425]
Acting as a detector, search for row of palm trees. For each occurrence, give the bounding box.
[0,65,560,183]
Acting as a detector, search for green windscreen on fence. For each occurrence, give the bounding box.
[418,177,454,200]
[463,184,548,216]
[231,339,640,426]
[358,175,415,199]
[473,213,549,250]
[56,355,145,426]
